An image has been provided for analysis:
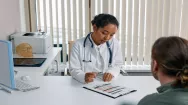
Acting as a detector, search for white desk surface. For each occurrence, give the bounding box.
[0,76,160,105]
[13,47,61,76]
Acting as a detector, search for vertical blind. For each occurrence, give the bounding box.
[35,0,89,63]
[34,0,188,66]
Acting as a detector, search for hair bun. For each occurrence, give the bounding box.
[179,68,188,86]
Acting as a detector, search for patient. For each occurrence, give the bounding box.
[138,36,188,105]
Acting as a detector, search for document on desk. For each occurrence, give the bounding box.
[83,83,136,99]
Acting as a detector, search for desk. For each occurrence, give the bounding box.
[13,47,61,76]
[0,76,160,105]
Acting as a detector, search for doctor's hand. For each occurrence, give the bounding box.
[85,72,97,83]
[103,73,113,82]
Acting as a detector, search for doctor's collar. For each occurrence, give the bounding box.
[89,33,103,48]
[89,32,112,46]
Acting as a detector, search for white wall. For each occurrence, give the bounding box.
[0,0,21,40]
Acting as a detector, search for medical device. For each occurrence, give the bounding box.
[83,33,112,66]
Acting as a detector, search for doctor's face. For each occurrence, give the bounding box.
[92,24,118,45]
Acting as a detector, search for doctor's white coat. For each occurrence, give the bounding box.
[69,36,123,83]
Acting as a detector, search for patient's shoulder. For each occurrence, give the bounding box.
[138,93,159,105]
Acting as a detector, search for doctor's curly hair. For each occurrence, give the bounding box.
[152,36,188,88]
[91,13,119,28]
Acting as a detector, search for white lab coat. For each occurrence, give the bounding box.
[69,35,123,83]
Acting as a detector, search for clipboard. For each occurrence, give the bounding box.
[83,83,136,99]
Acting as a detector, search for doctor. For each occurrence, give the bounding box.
[69,13,123,83]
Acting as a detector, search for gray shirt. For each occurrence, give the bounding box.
[138,82,188,105]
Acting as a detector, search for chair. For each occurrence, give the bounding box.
[64,41,75,76]
[49,41,75,76]
[68,41,75,63]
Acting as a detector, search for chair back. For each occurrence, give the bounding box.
[68,41,75,63]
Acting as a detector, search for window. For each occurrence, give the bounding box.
[28,0,188,68]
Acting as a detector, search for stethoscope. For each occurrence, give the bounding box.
[83,32,112,67]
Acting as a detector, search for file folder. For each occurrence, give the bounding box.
[83,83,136,99]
